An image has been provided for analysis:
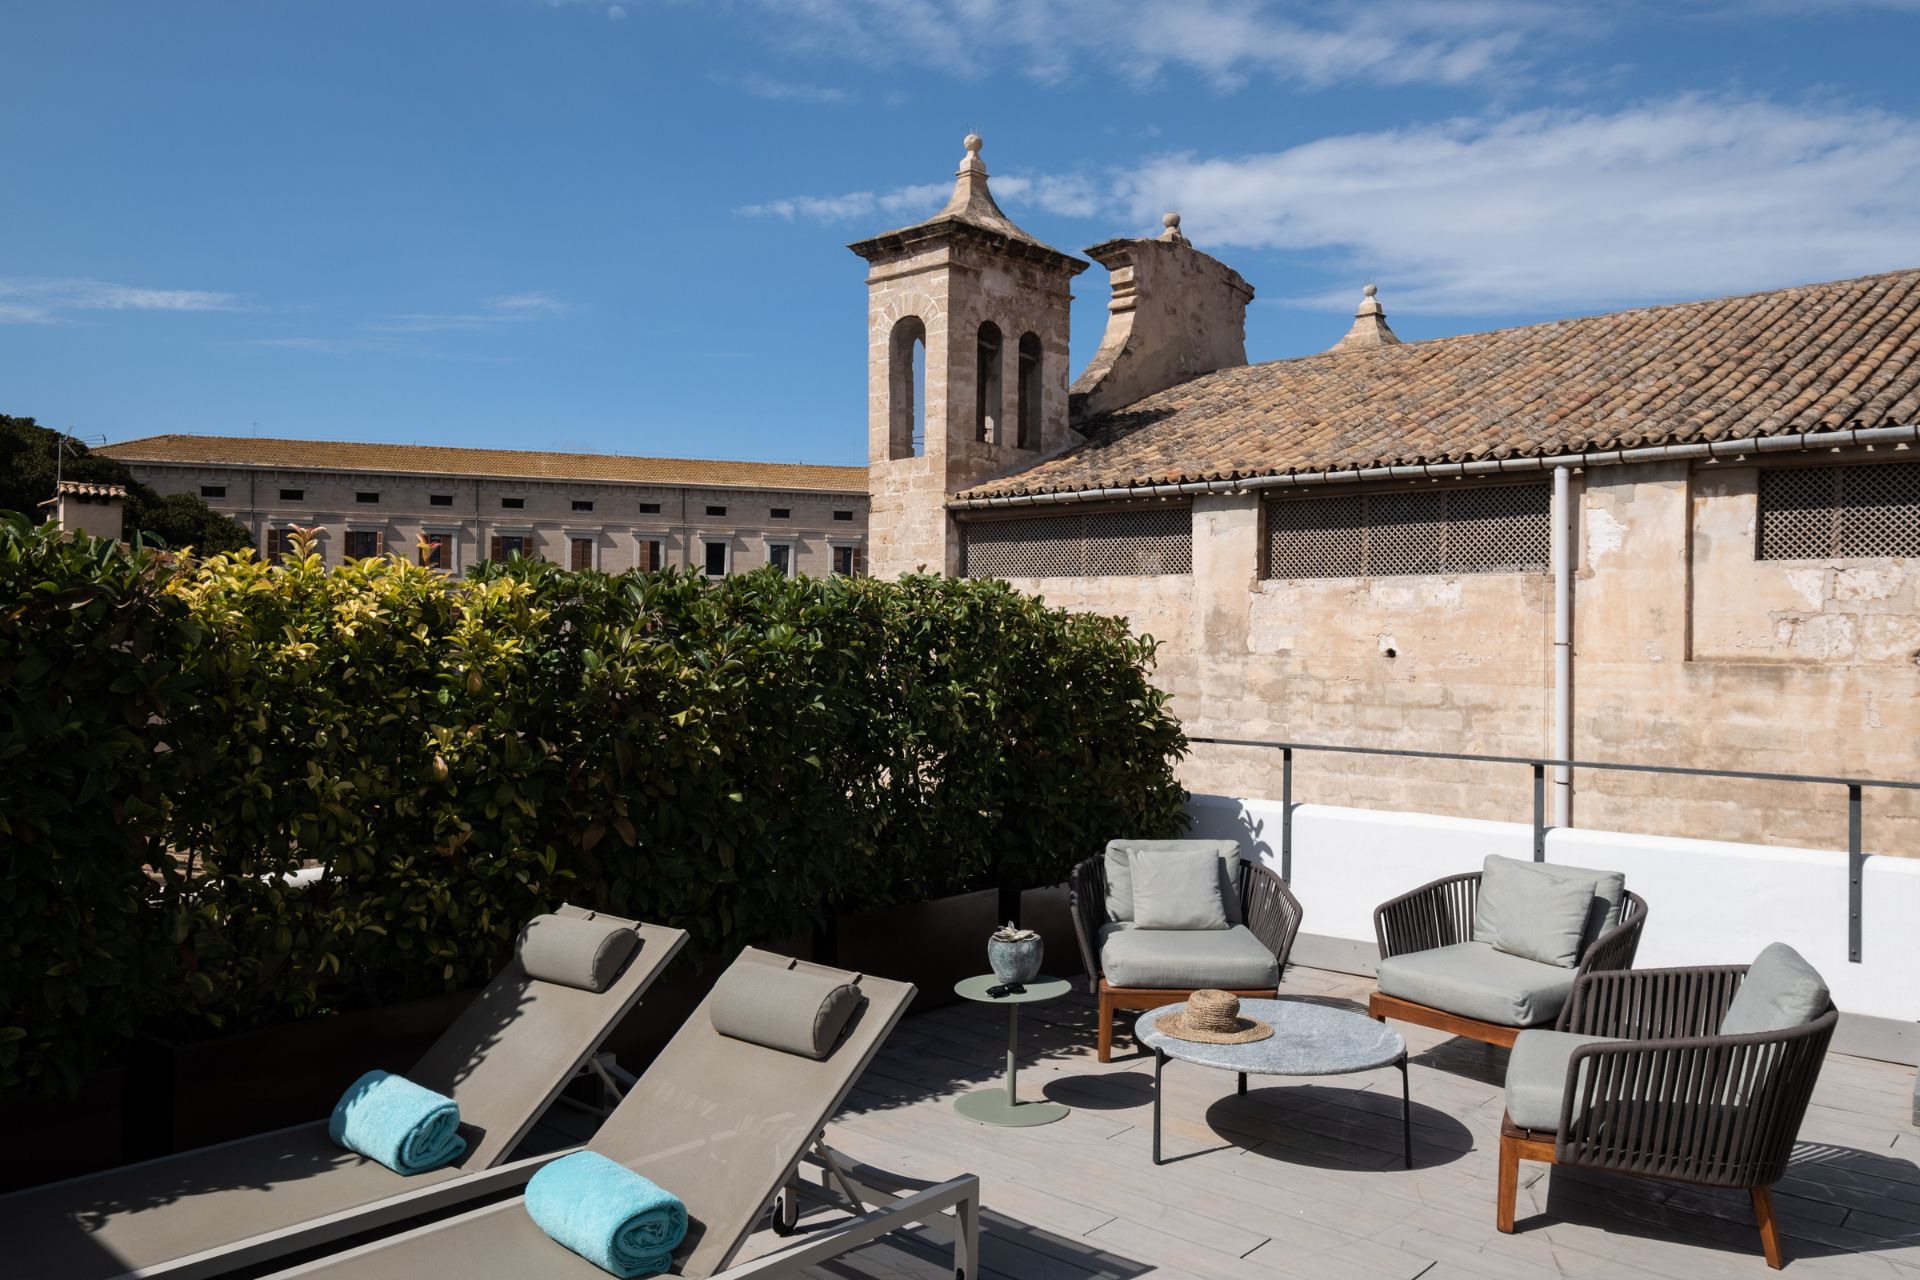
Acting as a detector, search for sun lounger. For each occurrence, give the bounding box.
[5,906,687,1280]
[264,947,980,1280]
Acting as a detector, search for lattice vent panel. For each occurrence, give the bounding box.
[963,505,1192,578]
[1264,481,1550,579]
[1760,462,1920,560]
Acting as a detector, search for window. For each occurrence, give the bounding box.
[1263,483,1550,579]
[279,488,304,502]
[768,543,793,577]
[430,493,454,507]
[490,534,531,561]
[976,321,1003,444]
[889,315,927,459]
[703,540,728,577]
[344,530,382,559]
[639,501,662,514]
[570,537,595,571]
[265,528,296,562]
[833,509,854,523]
[572,499,594,513]
[833,545,865,576]
[501,497,525,510]
[639,538,666,572]
[1017,332,1042,449]
[770,507,791,520]
[419,532,452,571]
[356,492,380,505]
[201,484,226,499]
[1758,462,1920,560]
[706,504,727,517]
[963,506,1193,578]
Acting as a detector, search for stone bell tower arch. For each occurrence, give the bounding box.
[850,134,1088,578]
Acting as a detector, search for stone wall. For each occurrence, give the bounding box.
[972,455,1920,853]
[124,461,869,578]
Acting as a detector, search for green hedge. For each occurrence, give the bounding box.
[0,519,1188,1095]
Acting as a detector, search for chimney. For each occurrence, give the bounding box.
[1329,283,1400,353]
[40,480,127,542]
[1069,212,1256,424]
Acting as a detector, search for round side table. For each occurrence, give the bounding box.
[951,974,1073,1127]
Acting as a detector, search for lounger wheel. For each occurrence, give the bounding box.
[770,1189,798,1236]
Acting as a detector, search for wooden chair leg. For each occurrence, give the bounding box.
[1496,1130,1521,1234]
[1751,1185,1785,1270]
[1097,989,1115,1063]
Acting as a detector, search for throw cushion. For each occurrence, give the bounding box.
[1720,942,1831,1035]
[1505,1029,1615,1132]
[1488,863,1598,968]
[1475,855,1625,959]
[1098,923,1279,989]
[1132,847,1229,930]
[709,960,862,1059]
[517,913,641,993]
[1375,941,1577,1027]
[1103,840,1245,925]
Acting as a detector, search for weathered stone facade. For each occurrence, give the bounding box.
[104,444,868,578]
[857,138,1920,853]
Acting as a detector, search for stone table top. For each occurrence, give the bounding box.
[1136,998,1405,1075]
[953,974,1073,1005]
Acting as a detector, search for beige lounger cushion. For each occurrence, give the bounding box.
[517,912,640,992]
[708,958,861,1059]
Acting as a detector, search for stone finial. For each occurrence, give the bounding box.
[1157,211,1189,245]
[1330,282,1402,353]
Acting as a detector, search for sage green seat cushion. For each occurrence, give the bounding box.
[1374,941,1576,1028]
[1504,1029,1614,1131]
[1098,922,1279,990]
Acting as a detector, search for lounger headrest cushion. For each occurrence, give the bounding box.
[517,913,641,993]
[709,959,862,1060]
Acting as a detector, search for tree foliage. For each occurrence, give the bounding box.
[0,522,1189,1095]
[0,414,252,553]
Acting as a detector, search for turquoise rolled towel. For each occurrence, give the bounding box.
[525,1150,688,1278]
[326,1069,467,1175]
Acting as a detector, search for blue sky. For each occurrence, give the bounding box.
[5,1,1920,467]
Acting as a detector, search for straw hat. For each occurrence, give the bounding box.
[1153,990,1273,1044]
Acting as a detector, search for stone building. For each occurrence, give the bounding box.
[857,136,1920,851]
[99,436,869,578]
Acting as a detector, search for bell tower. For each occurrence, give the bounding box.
[850,134,1088,577]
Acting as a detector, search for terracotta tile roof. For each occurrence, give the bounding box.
[960,269,1920,501]
[53,481,128,499]
[100,435,868,495]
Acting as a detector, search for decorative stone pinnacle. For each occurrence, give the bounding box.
[964,133,983,155]
[1331,282,1401,352]
[1157,210,1189,245]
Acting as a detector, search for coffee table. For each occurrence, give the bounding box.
[951,974,1073,1127]
[1136,997,1411,1167]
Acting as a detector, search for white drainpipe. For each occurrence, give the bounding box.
[1550,464,1574,828]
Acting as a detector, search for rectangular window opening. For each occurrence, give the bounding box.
[962,505,1193,579]
[833,509,855,522]
[1263,482,1550,580]
[1758,461,1920,560]
[832,545,865,576]
[355,492,380,505]
[570,537,594,571]
[640,539,665,572]
[639,501,662,514]
[703,540,728,577]
[429,493,454,507]
[770,507,791,520]
[571,499,594,512]
[279,488,304,502]
[201,485,226,499]
[344,530,382,559]
[706,504,727,517]
[501,496,525,510]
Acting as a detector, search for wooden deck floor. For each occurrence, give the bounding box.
[771,966,1920,1280]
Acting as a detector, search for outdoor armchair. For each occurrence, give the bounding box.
[1369,855,1648,1048]
[1497,946,1838,1269]
[1070,839,1304,1062]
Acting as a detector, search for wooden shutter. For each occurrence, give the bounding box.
[490,535,503,562]
[571,538,592,571]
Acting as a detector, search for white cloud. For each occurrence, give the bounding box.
[1118,95,1920,313]
[710,72,851,105]
[738,172,1098,223]
[373,292,575,333]
[703,0,1571,91]
[0,277,245,323]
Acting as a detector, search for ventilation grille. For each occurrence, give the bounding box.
[1759,462,1920,560]
[963,506,1193,578]
[1264,483,1550,579]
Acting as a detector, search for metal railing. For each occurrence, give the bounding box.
[1188,736,1920,964]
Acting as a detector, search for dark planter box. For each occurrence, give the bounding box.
[0,1067,125,1193]
[123,988,479,1160]
[830,887,1000,1012]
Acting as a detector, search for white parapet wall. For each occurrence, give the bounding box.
[1188,793,1920,1064]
